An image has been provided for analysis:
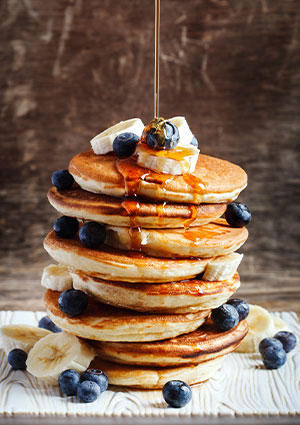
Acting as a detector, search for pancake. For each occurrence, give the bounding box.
[44,231,212,283]
[106,218,248,258]
[90,356,224,389]
[91,319,248,366]
[71,271,240,313]
[44,290,210,342]
[69,151,247,204]
[48,186,226,228]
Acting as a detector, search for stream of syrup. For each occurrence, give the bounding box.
[154,0,160,118]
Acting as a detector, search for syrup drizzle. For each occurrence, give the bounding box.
[154,0,160,118]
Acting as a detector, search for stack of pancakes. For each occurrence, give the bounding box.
[43,150,249,389]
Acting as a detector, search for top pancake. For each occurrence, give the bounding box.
[69,151,247,204]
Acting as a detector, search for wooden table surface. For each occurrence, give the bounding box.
[0,0,299,315]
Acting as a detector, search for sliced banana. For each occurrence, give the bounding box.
[203,253,243,281]
[236,305,274,353]
[169,116,194,147]
[273,316,290,333]
[90,118,144,155]
[135,143,199,175]
[1,325,51,347]
[26,332,95,384]
[41,264,73,291]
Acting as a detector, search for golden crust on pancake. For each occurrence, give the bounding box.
[71,271,240,313]
[106,218,248,258]
[90,356,224,389]
[45,290,210,342]
[91,319,248,366]
[43,231,211,283]
[48,186,226,228]
[69,150,247,204]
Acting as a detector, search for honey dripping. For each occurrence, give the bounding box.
[183,205,198,228]
[183,221,230,245]
[121,199,143,251]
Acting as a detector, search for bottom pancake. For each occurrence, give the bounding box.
[90,319,248,367]
[71,271,240,313]
[90,356,224,389]
[45,290,210,342]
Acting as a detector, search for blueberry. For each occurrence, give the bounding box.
[51,169,74,190]
[79,222,106,249]
[274,331,297,353]
[113,132,139,158]
[58,369,80,396]
[225,202,251,228]
[54,216,79,238]
[162,380,192,408]
[77,381,101,403]
[146,121,179,150]
[58,289,88,316]
[211,304,239,331]
[8,349,27,370]
[227,298,249,321]
[262,346,287,369]
[190,136,198,147]
[38,316,62,333]
[80,369,108,392]
[259,338,283,355]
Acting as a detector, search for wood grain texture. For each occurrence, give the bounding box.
[0,0,299,312]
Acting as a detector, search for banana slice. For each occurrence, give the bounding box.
[1,325,51,347]
[135,143,199,175]
[41,264,73,291]
[273,316,290,333]
[169,116,194,147]
[26,332,95,384]
[203,253,243,281]
[90,118,144,155]
[236,305,275,353]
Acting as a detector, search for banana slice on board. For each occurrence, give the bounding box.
[236,305,290,353]
[90,118,144,155]
[26,332,95,384]
[41,264,73,291]
[203,253,243,281]
[1,325,51,348]
[136,143,199,175]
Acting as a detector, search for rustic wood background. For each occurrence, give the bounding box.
[0,0,299,313]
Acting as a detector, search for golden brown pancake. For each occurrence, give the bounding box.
[69,151,247,204]
[91,319,248,366]
[48,186,226,228]
[106,218,248,258]
[71,271,240,313]
[43,231,212,283]
[45,290,210,342]
[90,356,224,389]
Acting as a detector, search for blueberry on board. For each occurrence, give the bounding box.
[227,298,250,321]
[81,369,108,392]
[38,316,62,333]
[162,380,192,408]
[113,132,139,158]
[262,346,287,369]
[225,202,252,228]
[58,369,80,396]
[146,121,179,150]
[190,136,198,147]
[51,169,74,190]
[274,331,297,353]
[211,304,239,331]
[77,381,101,403]
[79,222,106,249]
[53,216,79,238]
[58,289,88,317]
[8,349,27,370]
[259,338,283,355]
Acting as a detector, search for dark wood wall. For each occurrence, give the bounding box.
[1,0,299,311]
